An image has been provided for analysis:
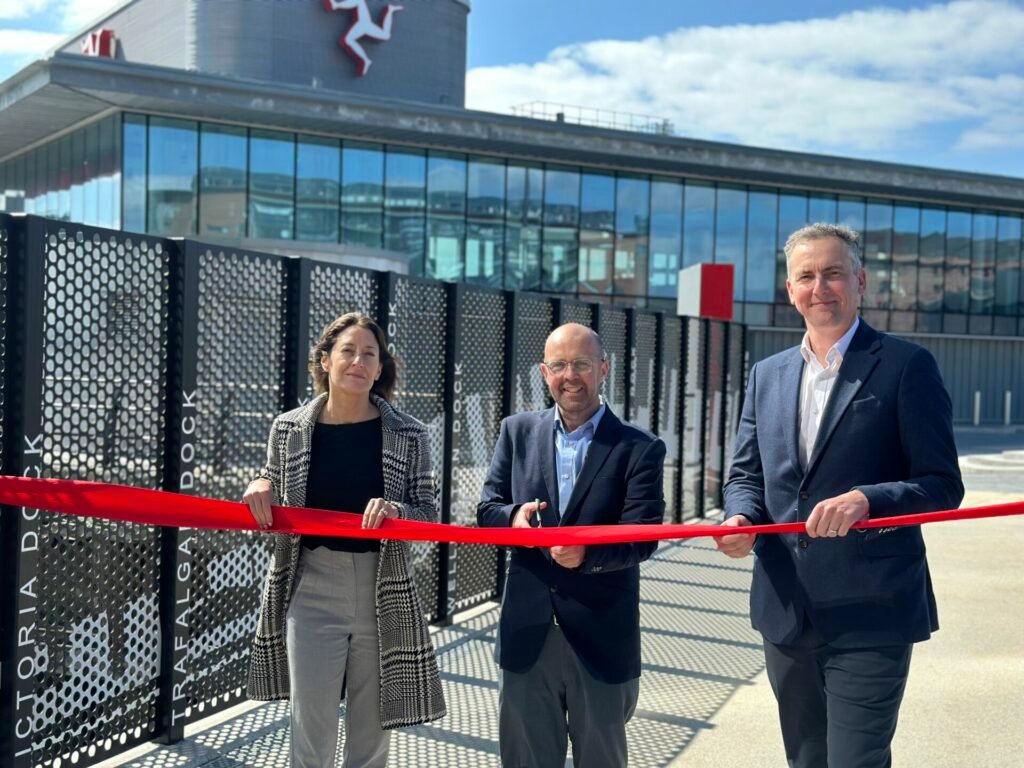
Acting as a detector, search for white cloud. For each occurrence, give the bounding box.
[0,28,64,56]
[466,0,1024,157]
[0,0,48,20]
[60,0,124,33]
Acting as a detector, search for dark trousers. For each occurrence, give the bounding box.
[763,623,913,768]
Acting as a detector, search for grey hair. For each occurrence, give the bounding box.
[784,223,863,274]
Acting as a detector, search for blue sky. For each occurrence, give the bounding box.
[2,0,1022,178]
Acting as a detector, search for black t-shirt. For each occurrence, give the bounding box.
[301,417,384,553]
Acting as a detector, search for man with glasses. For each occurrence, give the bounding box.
[478,322,665,768]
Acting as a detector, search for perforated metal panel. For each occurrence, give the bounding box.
[598,306,628,416]
[513,295,553,412]
[658,317,683,523]
[682,318,705,518]
[630,312,658,431]
[187,246,285,721]
[388,276,445,620]
[703,321,726,513]
[28,222,170,767]
[450,288,506,610]
[0,216,8,474]
[306,262,380,399]
[560,300,593,328]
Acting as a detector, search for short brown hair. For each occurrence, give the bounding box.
[309,313,397,400]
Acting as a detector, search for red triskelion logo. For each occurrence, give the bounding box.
[322,0,404,76]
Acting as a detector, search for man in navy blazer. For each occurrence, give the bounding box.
[478,322,665,768]
[717,223,963,768]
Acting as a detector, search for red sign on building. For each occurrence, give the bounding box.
[81,29,116,59]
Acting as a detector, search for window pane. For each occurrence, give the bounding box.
[683,181,714,269]
[84,122,100,225]
[505,222,541,291]
[384,147,425,274]
[57,135,72,221]
[467,157,505,218]
[98,115,120,229]
[579,229,613,296]
[808,194,837,224]
[148,117,197,235]
[296,137,340,243]
[45,141,58,218]
[864,202,893,310]
[580,173,615,231]
[341,142,384,248]
[507,164,543,223]
[542,226,578,293]
[837,196,866,233]
[995,215,1021,317]
[544,167,580,226]
[615,176,649,296]
[426,152,466,280]
[918,208,945,313]
[648,179,682,298]
[891,205,919,312]
[70,129,85,223]
[944,210,971,313]
[746,190,777,303]
[715,186,746,300]
[466,220,504,287]
[200,123,247,238]
[122,115,146,233]
[777,193,808,302]
[970,212,997,315]
[248,130,294,240]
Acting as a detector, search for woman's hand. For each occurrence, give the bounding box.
[362,497,399,529]
[243,478,274,530]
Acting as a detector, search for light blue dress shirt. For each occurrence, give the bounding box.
[553,403,606,520]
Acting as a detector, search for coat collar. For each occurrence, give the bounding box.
[558,406,622,527]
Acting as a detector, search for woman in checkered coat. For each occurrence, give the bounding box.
[243,312,446,768]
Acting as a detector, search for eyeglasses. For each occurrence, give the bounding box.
[543,357,600,375]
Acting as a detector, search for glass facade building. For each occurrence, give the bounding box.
[2,112,1023,334]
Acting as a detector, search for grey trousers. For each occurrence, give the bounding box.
[499,623,639,768]
[287,546,389,768]
[763,622,913,768]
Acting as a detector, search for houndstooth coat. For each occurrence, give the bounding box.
[246,392,447,728]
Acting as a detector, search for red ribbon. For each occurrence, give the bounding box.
[0,476,1021,546]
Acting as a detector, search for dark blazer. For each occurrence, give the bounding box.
[478,406,665,684]
[725,321,963,648]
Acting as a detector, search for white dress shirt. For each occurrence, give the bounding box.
[797,318,860,469]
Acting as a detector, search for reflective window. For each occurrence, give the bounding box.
[615,176,649,296]
[864,202,893,310]
[467,157,505,218]
[45,142,59,218]
[944,210,971,313]
[544,167,580,226]
[970,212,997,315]
[891,205,920,312]
[384,147,425,274]
[466,157,505,287]
[808,194,837,224]
[248,130,294,240]
[995,215,1021,317]
[683,181,714,269]
[507,164,543,223]
[579,229,613,296]
[148,117,197,235]
[715,186,747,300]
[57,135,72,221]
[84,122,100,225]
[746,190,777,303]
[777,193,808,302]
[122,115,146,232]
[648,179,682,297]
[580,173,615,231]
[200,124,247,238]
[838,196,866,234]
[426,152,466,281]
[98,115,120,229]
[505,223,541,291]
[543,227,578,293]
[341,142,384,248]
[70,129,85,223]
[297,136,340,243]
[3,155,25,213]
[918,208,945,313]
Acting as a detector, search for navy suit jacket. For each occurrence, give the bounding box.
[477,406,665,684]
[725,321,963,648]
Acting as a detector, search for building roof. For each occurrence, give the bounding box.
[2,53,1023,211]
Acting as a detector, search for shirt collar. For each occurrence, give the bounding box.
[554,401,606,438]
[799,316,860,368]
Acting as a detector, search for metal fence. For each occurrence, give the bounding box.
[0,213,744,768]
